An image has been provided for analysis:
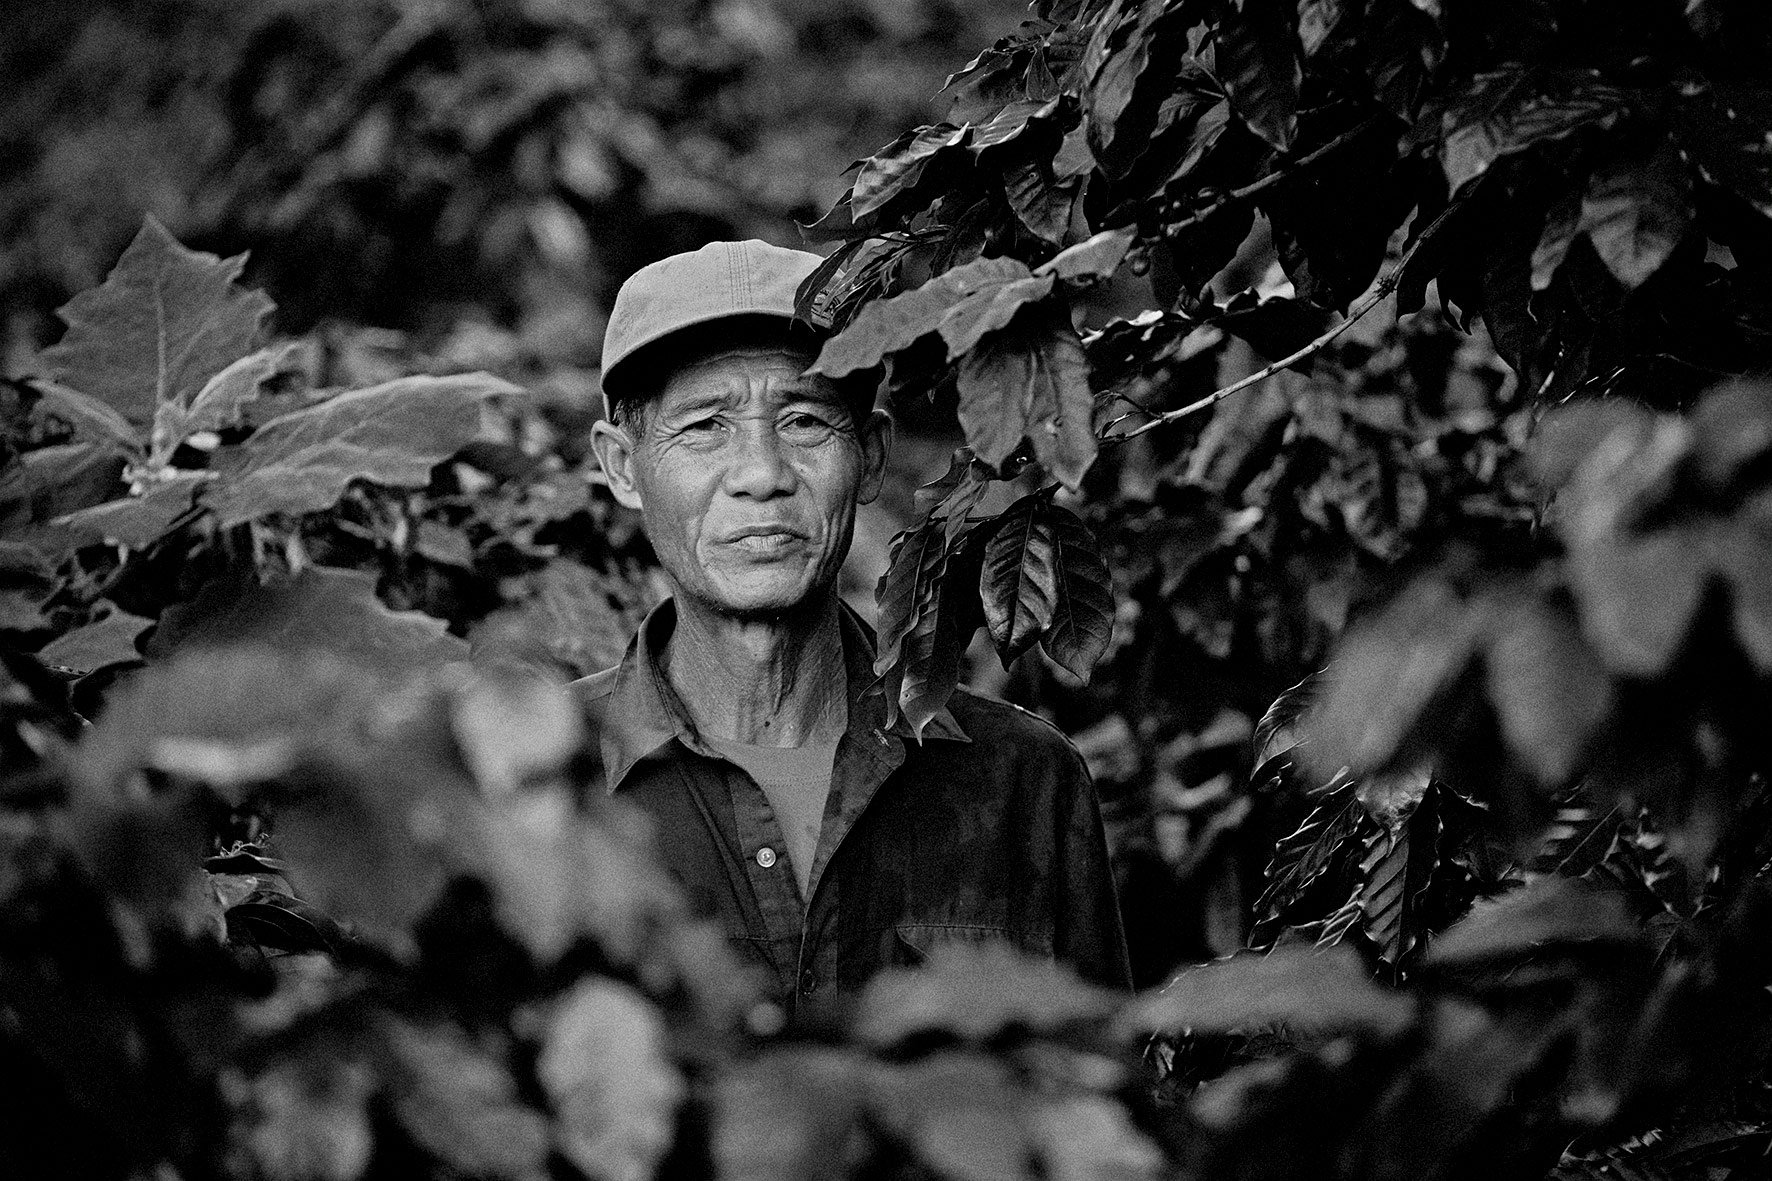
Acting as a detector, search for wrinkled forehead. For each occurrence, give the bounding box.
[658,345,833,404]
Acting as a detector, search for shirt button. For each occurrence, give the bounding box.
[798,967,817,996]
[755,847,777,869]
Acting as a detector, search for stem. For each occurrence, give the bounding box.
[1161,117,1381,241]
[1101,387,1163,433]
[1105,204,1457,444]
[1106,284,1387,442]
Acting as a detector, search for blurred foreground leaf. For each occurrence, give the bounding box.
[1120,945,1414,1040]
[153,567,465,673]
[231,1055,375,1181]
[1425,877,1643,967]
[537,978,683,1181]
[384,1017,549,1180]
[858,942,1114,1047]
[713,1049,867,1181]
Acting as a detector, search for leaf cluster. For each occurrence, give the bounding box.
[11,630,1766,1181]
[802,0,1772,739]
[0,630,751,1181]
[1304,382,1772,870]
[1,216,655,693]
[798,0,1772,1170]
[9,4,1772,1179]
[0,0,1029,358]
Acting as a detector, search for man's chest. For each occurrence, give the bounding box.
[614,747,1060,1010]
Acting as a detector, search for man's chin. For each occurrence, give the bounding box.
[689,576,826,620]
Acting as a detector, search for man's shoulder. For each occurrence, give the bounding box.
[942,687,1085,771]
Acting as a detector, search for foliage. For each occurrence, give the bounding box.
[1,216,657,696]
[0,635,753,1181]
[0,0,1027,375]
[7,2,1772,1180]
[803,0,1772,736]
[6,623,1768,1180]
[788,0,1772,1174]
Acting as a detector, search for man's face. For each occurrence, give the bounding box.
[592,346,890,619]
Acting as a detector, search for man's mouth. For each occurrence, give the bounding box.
[724,524,807,553]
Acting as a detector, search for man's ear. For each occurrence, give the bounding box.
[589,419,645,510]
[856,408,894,506]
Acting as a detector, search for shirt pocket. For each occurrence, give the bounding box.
[892,923,1055,967]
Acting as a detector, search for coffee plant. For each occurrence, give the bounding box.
[793,0,1772,1172]
[5,1,1772,1180]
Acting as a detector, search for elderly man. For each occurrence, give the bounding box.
[579,240,1129,1015]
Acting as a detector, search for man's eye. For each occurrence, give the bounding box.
[785,413,832,432]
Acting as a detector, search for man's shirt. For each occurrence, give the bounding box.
[701,733,839,898]
[572,598,1132,1015]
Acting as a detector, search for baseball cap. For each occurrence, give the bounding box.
[599,239,828,417]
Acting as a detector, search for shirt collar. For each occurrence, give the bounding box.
[598,596,968,793]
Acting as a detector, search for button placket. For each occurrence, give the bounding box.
[716,761,806,1009]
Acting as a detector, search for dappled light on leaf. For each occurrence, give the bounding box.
[1439,70,1629,195]
[1579,139,1694,291]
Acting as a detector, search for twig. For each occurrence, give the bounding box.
[1101,386,1162,433]
[1107,285,1386,441]
[1104,209,1452,444]
[1160,117,1381,241]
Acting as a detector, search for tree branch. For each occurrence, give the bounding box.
[1104,207,1455,443]
[1161,117,1381,241]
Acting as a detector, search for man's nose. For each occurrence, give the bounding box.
[721,422,797,499]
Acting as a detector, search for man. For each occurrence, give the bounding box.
[579,239,1130,1016]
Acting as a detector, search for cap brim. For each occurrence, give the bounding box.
[600,312,829,414]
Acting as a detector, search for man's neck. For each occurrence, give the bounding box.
[662,593,848,746]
